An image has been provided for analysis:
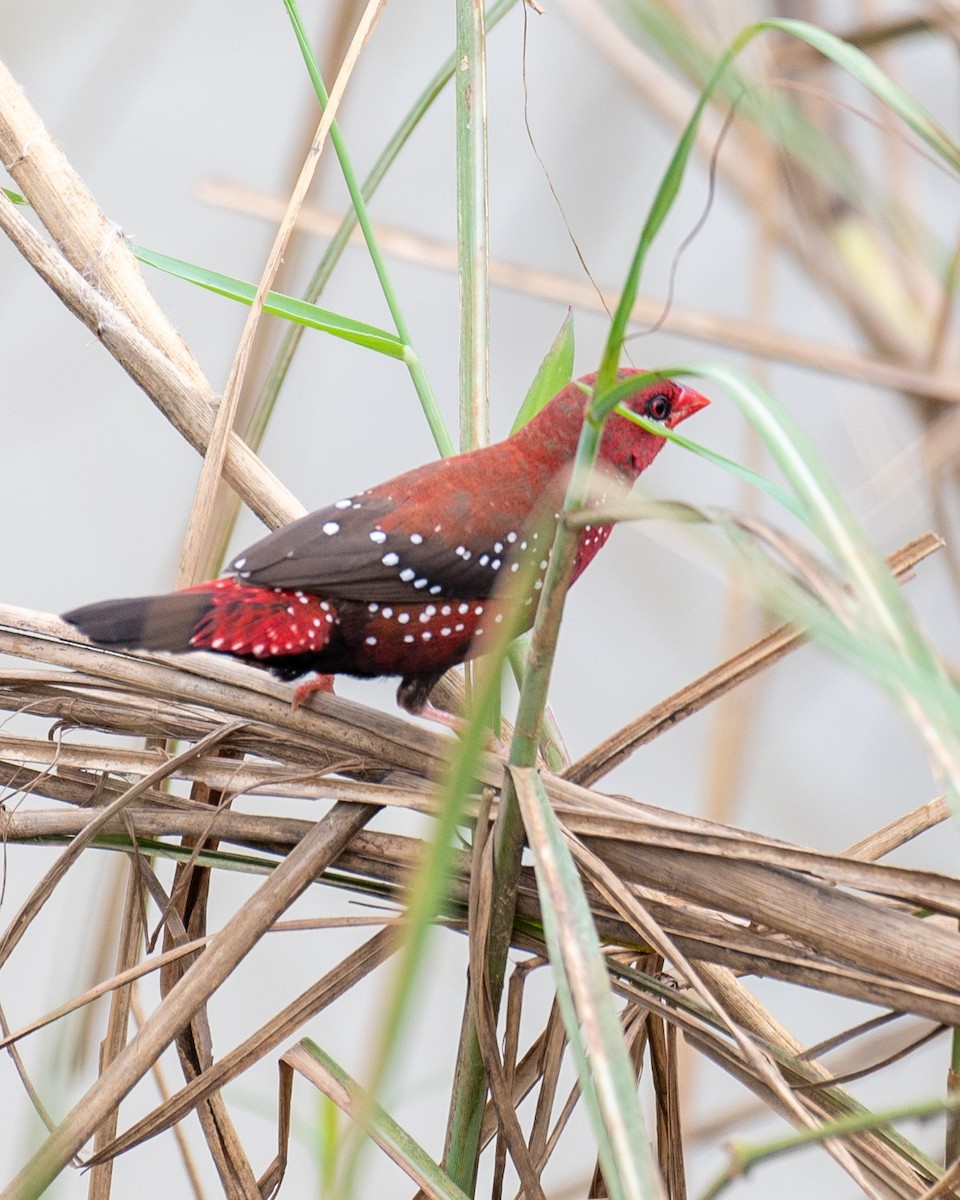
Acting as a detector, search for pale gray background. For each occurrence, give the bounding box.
[1,1,957,1196]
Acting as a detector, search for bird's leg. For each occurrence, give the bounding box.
[291,673,337,711]
[397,673,508,752]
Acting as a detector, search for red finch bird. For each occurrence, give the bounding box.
[63,371,708,713]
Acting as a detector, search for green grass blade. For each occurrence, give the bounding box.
[690,362,960,806]
[512,766,664,1200]
[510,310,575,434]
[765,19,960,173]
[250,0,518,460]
[133,243,406,359]
[292,1040,473,1200]
[594,15,960,398]
[281,0,452,456]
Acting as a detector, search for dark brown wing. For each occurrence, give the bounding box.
[228,490,549,602]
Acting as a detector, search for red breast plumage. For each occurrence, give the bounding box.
[62,370,709,713]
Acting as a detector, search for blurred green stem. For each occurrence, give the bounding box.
[205,0,517,573]
[455,0,490,452]
[443,6,495,1188]
[283,0,450,453]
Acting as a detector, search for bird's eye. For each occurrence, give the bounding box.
[645,392,671,421]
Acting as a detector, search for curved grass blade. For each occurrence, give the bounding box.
[512,766,665,1200]
[688,362,960,808]
[594,16,960,398]
[514,12,960,811]
[252,0,518,460]
[132,244,406,359]
[281,0,450,455]
[286,1040,472,1200]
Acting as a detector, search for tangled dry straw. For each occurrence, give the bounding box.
[0,530,956,1197]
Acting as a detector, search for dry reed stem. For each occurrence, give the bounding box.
[198,180,960,403]
[0,60,201,384]
[0,190,304,532]
[176,0,386,589]
[2,802,379,1199]
[84,928,398,1169]
[565,530,943,785]
[6,590,960,1189]
[0,49,308,534]
[0,605,468,779]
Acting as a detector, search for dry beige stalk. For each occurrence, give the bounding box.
[2,801,379,1199]
[0,59,201,384]
[176,0,387,588]
[565,531,943,785]
[199,180,960,403]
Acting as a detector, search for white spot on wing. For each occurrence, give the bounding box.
[382,552,400,566]
[370,530,387,544]
[410,533,423,545]
[322,521,340,535]
[400,568,415,582]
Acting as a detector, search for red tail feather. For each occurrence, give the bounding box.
[183,579,337,660]
[63,578,337,663]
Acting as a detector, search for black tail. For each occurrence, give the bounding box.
[62,593,212,652]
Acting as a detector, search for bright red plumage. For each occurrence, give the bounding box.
[63,371,709,713]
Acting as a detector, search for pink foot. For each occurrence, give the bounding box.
[292,673,336,711]
[415,703,508,754]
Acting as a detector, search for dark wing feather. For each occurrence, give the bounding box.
[228,492,535,602]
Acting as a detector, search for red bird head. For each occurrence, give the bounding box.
[597,373,710,479]
[517,369,710,483]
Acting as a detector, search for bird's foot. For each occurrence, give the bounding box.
[413,703,509,754]
[291,673,337,711]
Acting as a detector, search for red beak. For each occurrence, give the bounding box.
[668,385,711,428]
